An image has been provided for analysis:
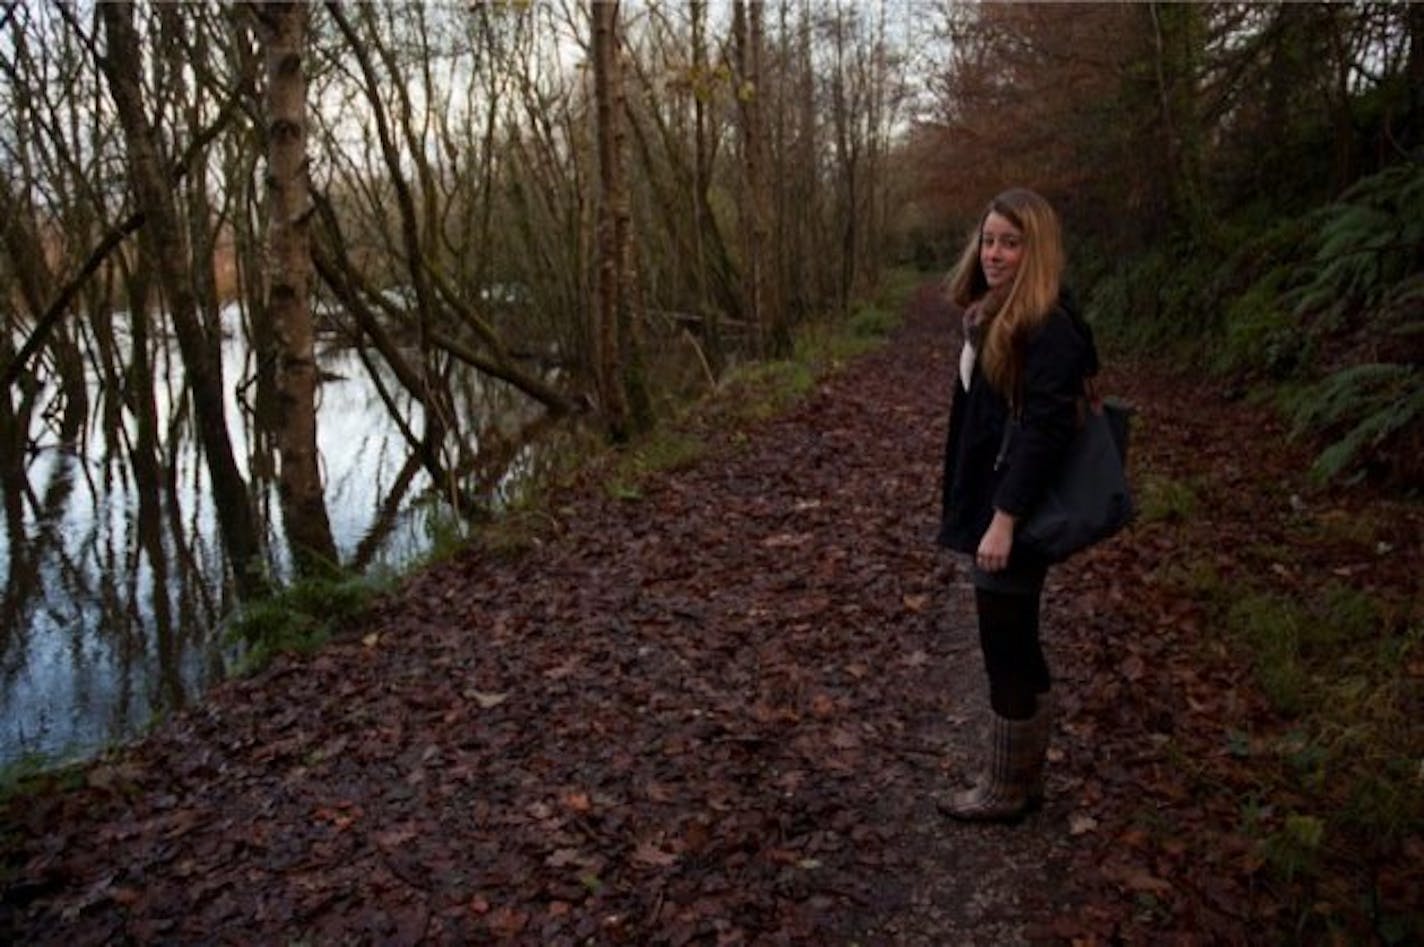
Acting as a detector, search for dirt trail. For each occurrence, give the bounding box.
[3,286,1106,944]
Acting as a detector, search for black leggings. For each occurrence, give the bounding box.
[975,587,1051,720]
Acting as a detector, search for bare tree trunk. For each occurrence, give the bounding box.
[620,28,744,341]
[98,1,265,599]
[323,2,457,502]
[309,204,457,497]
[793,1,820,320]
[254,2,337,577]
[591,0,649,437]
[0,169,88,442]
[1148,2,1211,243]
[1323,7,1357,192]
[772,2,792,327]
[127,241,183,711]
[862,0,889,292]
[0,332,31,573]
[828,6,858,315]
[733,1,786,357]
[1410,3,1424,142]
[322,1,577,500]
[690,1,724,373]
[591,0,625,432]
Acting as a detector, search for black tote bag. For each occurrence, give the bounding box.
[1008,399,1135,563]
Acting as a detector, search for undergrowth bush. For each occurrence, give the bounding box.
[1213,265,1305,379]
[1086,244,1222,358]
[1276,164,1424,485]
[1227,592,1309,716]
[1090,161,1424,487]
[603,430,707,500]
[848,302,898,339]
[227,573,385,675]
[1286,163,1424,334]
[1286,362,1424,484]
[1135,473,1199,523]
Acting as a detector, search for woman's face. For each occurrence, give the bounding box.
[979,211,1024,290]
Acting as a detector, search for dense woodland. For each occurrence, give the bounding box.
[0,0,909,596]
[1,1,1422,942]
[3,1,1420,597]
[910,2,1423,484]
[4,1,1420,594]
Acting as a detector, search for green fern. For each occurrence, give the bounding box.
[1287,163,1424,330]
[1381,272,1424,325]
[1290,363,1424,482]
[1215,265,1304,377]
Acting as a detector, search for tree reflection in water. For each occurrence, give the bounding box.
[0,309,552,768]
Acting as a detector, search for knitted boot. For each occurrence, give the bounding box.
[938,711,1042,822]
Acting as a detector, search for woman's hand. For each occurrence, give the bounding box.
[976,510,1017,572]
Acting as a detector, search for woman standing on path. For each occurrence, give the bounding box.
[936,188,1098,822]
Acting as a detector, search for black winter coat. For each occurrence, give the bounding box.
[937,295,1099,564]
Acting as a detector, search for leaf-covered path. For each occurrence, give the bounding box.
[3,285,1082,944]
[5,284,1420,944]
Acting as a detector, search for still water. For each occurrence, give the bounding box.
[1,304,553,768]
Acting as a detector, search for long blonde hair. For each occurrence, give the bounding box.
[946,188,1064,402]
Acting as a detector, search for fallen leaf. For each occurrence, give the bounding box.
[830,728,861,749]
[110,886,142,906]
[545,848,586,868]
[465,690,508,709]
[1124,870,1172,895]
[375,826,417,849]
[632,842,678,867]
[1122,654,1145,682]
[1105,862,1173,895]
[488,906,528,936]
[644,781,674,803]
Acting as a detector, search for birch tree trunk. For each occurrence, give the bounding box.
[255,2,337,577]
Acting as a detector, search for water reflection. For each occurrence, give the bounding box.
[1,304,552,767]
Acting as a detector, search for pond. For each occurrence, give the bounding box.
[1,303,557,769]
